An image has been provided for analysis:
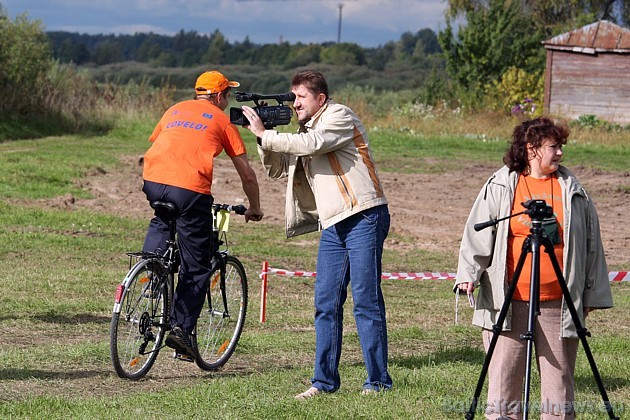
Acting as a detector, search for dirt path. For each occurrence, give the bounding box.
[64,155,630,270]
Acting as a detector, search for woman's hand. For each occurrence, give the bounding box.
[457,282,475,294]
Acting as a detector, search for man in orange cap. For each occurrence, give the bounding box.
[142,70,263,358]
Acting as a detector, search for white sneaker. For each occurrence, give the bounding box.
[295,386,321,400]
[361,388,378,395]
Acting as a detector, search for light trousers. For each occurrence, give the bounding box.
[483,300,579,420]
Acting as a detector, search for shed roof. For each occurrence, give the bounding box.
[543,20,630,54]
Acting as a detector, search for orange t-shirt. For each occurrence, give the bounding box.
[142,99,247,195]
[507,174,564,301]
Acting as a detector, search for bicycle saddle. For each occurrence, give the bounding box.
[150,201,178,218]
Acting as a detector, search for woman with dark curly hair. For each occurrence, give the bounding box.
[455,117,613,419]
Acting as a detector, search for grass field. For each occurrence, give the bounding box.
[0,119,628,419]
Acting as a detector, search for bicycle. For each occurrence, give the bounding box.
[110,201,248,380]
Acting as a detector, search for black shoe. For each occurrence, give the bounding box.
[165,326,196,359]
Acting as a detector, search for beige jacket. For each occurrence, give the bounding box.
[455,166,613,338]
[258,100,387,237]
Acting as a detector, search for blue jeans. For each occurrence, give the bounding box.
[312,205,392,392]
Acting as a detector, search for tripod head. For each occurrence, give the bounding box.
[474,199,553,232]
[522,199,553,221]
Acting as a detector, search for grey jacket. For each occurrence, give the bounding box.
[455,165,613,338]
[258,99,387,238]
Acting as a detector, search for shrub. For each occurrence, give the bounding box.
[0,11,52,114]
[487,66,544,117]
[571,114,624,132]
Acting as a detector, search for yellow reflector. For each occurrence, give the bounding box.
[129,357,140,367]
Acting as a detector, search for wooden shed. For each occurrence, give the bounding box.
[543,20,630,124]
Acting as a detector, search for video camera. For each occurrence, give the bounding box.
[230,92,295,129]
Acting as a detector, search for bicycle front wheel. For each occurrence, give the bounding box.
[110,258,168,380]
[194,256,247,370]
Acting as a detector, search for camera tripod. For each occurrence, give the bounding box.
[465,200,618,420]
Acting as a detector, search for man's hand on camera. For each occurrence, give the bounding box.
[242,105,266,139]
[244,207,264,223]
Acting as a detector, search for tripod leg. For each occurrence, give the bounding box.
[465,244,529,420]
[521,234,543,420]
[542,239,619,420]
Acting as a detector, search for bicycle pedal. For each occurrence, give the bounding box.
[173,351,194,363]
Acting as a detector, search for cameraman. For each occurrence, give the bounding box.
[242,70,392,398]
[142,70,263,358]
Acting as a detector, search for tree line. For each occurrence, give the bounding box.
[47,28,443,71]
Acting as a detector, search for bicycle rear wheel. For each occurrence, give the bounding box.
[110,258,168,380]
[194,255,247,370]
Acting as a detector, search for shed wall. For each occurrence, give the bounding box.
[546,50,630,124]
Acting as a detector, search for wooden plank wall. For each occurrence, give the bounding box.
[546,50,630,124]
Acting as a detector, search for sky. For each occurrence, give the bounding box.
[2,0,449,47]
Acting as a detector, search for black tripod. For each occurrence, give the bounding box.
[465,200,618,420]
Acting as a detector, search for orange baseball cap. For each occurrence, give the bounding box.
[195,71,240,94]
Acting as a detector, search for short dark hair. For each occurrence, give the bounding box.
[291,70,329,101]
[503,117,569,173]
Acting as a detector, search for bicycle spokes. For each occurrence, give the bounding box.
[110,258,168,380]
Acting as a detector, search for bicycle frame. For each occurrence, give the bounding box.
[110,202,248,378]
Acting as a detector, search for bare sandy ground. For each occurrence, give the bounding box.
[59,155,630,270]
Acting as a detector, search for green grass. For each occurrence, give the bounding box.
[0,125,628,418]
[0,119,154,199]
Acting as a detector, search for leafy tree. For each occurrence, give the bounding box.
[93,40,124,65]
[416,28,442,54]
[230,36,255,64]
[447,0,629,36]
[438,0,543,96]
[365,42,395,71]
[398,31,419,56]
[202,30,228,64]
[0,7,52,113]
[488,66,545,115]
[153,51,177,67]
[136,38,162,63]
[321,43,365,66]
[386,29,442,66]
[173,30,206,66]
[283,43,321,68]
[251,42,291,66]
[56,38,90,64]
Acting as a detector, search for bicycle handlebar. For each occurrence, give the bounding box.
[213,203,247,216]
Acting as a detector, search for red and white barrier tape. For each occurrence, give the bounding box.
[260,267,456,280]
[259,261,629,322]
[382,272,456,280]
[262,267,317,278]
[610,271,630,282]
